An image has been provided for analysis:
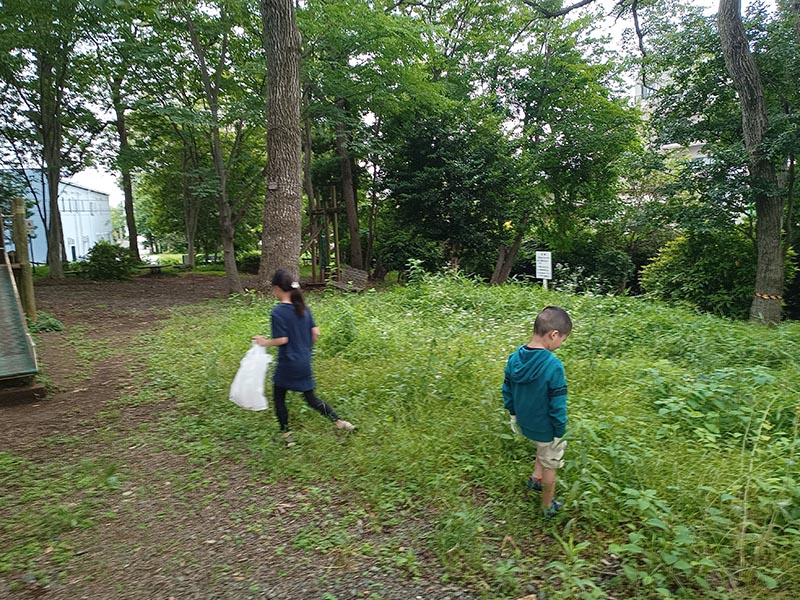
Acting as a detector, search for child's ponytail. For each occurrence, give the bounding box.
[271,269,306,317]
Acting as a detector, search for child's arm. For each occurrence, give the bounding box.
[548,364,568,438]
[311,326,320,345]
[253,334,288,347]
[501,365,514,415]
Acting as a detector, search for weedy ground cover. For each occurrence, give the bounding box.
[0,453,120,578]
[124,273,800,598]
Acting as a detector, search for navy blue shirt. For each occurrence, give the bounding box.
[270,302,316,391]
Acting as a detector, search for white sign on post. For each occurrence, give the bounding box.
[535,251,552,280]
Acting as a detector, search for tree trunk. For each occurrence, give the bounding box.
[39,54,64,278]
[365,162,379,275]
[212,132,243,294]
[111,83,140,263]
[490,244,507,284]
[335,100,363,269]
[182,150,199,269]
[302,112,319,280]
[718,0,784,323]
[490,228,526,285]
[184,16,243,295]
[302,87,316,207]
[259,0,303,284]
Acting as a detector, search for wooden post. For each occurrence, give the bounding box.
[12,197,36,321]
[321,193,329,280]
[332,186,341,277]
[306,169,317,283]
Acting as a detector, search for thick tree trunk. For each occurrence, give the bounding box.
[335,103,363,269]
[219,213,240,292]
[718,0,784,323]
[259,0,303,285]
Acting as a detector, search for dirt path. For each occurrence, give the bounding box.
[1,275,480,600]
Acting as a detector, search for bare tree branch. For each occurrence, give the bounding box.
[631,0,646,57]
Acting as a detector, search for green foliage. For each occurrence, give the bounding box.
[381,102,518,276]
[236,251,261,274]
[642,2,800,320]
[27,311,64,333]
[81,240,135,280]
[547,237,636,295]
[640,231,758,319]
[141,274,800,598]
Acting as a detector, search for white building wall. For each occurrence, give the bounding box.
[59,185,113,262]
[5,170,113,264]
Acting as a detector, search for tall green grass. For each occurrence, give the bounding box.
[144,272,800,599]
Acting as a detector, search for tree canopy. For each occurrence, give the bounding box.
[0,0,797,319]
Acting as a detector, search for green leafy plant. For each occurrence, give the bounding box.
[236,251,261,274]
[27,311,64,333]
[639,231,796,319]
[82,240,135,281]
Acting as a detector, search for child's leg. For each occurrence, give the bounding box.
[535,439,566,509]
[273,385,290,431]
[532,456,543,481]
[302,390,340,421]
[540,467,557,508]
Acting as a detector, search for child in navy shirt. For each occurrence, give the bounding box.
[254,269,354,439]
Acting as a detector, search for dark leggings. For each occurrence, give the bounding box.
[273,385,339,431]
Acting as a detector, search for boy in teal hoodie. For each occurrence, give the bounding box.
[502,306,572,517]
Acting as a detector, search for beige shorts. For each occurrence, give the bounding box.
[536,438,567,470]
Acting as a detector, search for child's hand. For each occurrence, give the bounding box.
[252,335,269,347]
[509,415,521,435]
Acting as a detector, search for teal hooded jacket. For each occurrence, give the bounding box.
[502,345,568,442]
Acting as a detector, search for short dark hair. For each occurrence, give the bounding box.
[534,306,572,336]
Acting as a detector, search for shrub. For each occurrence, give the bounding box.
[640,231,757,319]
[28,311,64,333]
[83,241,135,281]
[554,239,635,295]
[236,251,261,274]
[516,237,635,295]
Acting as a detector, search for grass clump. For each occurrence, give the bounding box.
[143,271,800,599]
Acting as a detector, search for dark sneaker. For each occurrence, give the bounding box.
[544,499,563,518]
[526,476,542,492]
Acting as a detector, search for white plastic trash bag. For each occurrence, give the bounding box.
[229,343,272,411]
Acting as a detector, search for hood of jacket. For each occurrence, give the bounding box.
[506,346,553,384]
